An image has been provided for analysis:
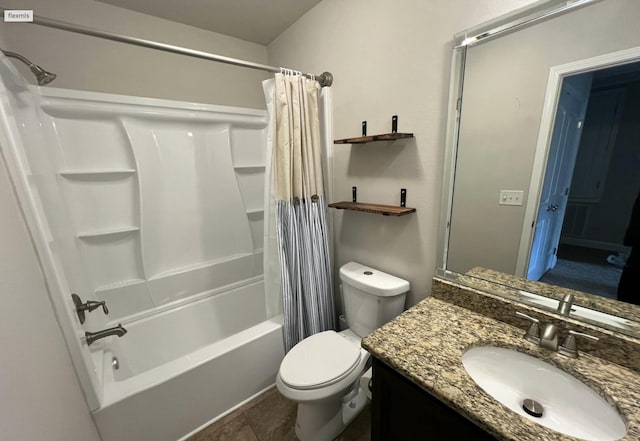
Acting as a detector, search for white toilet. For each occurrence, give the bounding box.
[276,261,409,441]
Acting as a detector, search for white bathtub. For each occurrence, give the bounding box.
[92,280,284,441]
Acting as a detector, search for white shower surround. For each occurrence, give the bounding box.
[0,58,286,441]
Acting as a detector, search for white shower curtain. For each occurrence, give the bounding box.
[263,73,335,352]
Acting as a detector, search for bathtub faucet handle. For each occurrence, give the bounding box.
[95,301,109,315]
[85,300,108,315]
[71,293,109,324]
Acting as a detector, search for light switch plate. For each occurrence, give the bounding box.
[499,190,524,206]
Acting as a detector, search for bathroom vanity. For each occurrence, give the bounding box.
[362,277,640,441]
[370,357,497,440]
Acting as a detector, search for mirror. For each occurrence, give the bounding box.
[439,0,640,337]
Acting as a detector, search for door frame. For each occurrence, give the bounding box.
[515,46,640,276]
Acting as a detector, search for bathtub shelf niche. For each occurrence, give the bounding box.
[94,278,146,293]
[77,226,140,239]
[59,169,137,178]
[233,164,265,171]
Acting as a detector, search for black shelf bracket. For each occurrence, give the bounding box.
[392,115,398,134]
[352,186,357,203]
[400,188,407,207]
[362,121,367,136]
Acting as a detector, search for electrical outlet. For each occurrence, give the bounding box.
[499,190,524,206]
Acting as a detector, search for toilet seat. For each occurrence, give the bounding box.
[279,331,362,390]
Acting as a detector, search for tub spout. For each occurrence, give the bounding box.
[85,324,127,346]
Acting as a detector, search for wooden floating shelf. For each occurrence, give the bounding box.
[334,133,414,144]
[328,201,416,216]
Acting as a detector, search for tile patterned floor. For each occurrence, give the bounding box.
[188,386,370,441]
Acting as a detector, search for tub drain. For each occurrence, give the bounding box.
[522,399,543,418]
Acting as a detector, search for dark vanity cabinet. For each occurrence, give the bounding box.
[370,357,498,441]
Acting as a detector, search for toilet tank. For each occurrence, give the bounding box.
[339,262,409,338]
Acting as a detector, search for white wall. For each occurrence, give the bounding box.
[0,1,271,439]
[268,0,537,306]
[0,149,100,441]
[0,0,269,108]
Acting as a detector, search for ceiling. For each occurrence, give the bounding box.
[96,0,323,45]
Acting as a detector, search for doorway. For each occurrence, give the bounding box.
[527,61,640,301]
[527,72,592,281]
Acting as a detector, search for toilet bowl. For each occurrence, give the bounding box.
[276,262,409,441]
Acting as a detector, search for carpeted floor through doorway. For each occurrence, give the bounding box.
[539,244,623,299]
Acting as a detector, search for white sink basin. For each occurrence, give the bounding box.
[462,346,626,441]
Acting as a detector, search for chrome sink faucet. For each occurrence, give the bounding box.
[85,324,127,346]
[557,293,575,316]
[516,311,559,350]
[540,323,560,351]
[515,311,598,358]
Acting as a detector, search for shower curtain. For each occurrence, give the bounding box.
[263,73,335,351]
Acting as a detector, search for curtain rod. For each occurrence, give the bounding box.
[2,10,333,87]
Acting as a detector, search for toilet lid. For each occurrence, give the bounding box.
[280,331,362,389]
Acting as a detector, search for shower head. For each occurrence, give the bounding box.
[1,49,56,85]
[29,63,57,86]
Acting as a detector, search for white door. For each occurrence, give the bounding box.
[527,73,592,280]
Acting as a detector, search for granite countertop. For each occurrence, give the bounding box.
[362,296,640,441]
[464,267,640,325]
